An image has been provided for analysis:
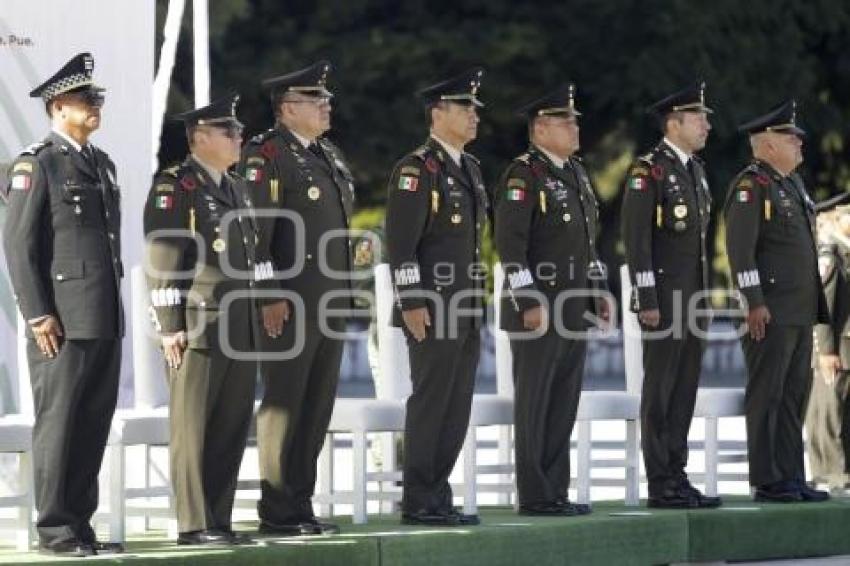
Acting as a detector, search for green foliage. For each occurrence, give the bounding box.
[156,0,850,293]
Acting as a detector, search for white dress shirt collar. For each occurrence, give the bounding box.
[190,154,223,187]
[534,144,567,169]
[663,137,691,167]
[52,128,86,153]
[430,134,462,166]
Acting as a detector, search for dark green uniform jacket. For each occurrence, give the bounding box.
[143,156,261,352]
[622,141,711,319]
[724,160,828,325]
[495,146,604,332]
[385,137,488,331]
[239,126,354,319]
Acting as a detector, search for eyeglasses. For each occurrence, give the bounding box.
[66,90,105,108]
[283,97,331,108]
[199,125,243,140]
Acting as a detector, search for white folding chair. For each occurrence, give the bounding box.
[619,264,747,497]
[103,265,175,542]
[457,263,515,515]
[314,263,406,524]
[490,263,641,508]
[0,319,34,550]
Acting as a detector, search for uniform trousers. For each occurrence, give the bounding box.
[27,338,120,546]
[402,326,480,513]
[511,330,586,505]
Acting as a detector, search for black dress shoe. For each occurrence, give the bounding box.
[177,529,235,545]
[754,481,803,503]
[89,540,125,553]
[39,539,97,557]
[221,530,254,544]
[797,481,830,502]
[258,519,321,536]
[647,490,700,509]
[560,501,592,515]
[302,515,341,534]
[445,508,480,525]
[679,479,723,508]
[401,508,460,526]
[519,502,569,516]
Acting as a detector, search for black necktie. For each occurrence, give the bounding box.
[221,175,236,204]
[687,158,698,186]
[308,142,325,161]
[81,145,97,171]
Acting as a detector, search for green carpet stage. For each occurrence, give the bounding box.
[3,498,850,565]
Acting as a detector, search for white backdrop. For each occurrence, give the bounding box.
[0,1,155,411]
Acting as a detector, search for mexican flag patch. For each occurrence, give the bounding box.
[736,189,752,203]
[246,168,263,182]
[506,188,526,201]
[628,177,646,191]
[398,175,418,192]
[10,174,31,191]
[155,194,173,210]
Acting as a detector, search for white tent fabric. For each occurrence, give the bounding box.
[0,0,155,411]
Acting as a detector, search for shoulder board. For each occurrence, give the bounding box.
[514,153,531,164]
[21,140,52,156]
[637,151,656,165]
[160,164,181,178]
[248,129,276,145]
[411,144,433,161]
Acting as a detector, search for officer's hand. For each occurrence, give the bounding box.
[746,306,771,342]
[522,306,547,331]
[31,315,63,358]
[596,298,612,330]
[638,309,661,328]
[819,354,842,387]
[262,300,290,338]
[402,307,431,342]
[161,331,188,370]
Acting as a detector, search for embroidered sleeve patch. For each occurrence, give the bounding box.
[506,188,526,201]
[737,178,753,190]
[507,178,526,190]
[629,166,649,177]
[400,166,421,177]
[246,168,263,182]
[155,194,173,210]
[736,189,752,203]
[10,174,31,191]
[155,183,174,193]
[398,175,419,192]
[628,177,646,191]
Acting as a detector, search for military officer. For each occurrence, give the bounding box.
[386,68,488,526]
[239,61,354,536]
[144,94,260,544]
[622,82,721,508]
[725,100,830,502]
[496,84,608,516]
[808,195,850,492]
[2,53,124,556]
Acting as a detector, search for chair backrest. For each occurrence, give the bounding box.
[492,263,514,397]
[619,264,644,394]
[13,311,33,416]
[131,264,169,408]
[374,263,412,401]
